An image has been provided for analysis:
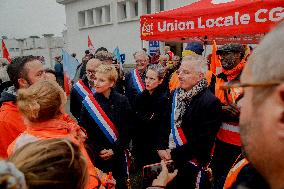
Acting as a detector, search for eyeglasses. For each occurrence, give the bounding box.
[136,59,148,63]
[220,81,282,105]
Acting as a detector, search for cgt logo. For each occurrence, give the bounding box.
[211,0,235,4]
[141,21,154,36]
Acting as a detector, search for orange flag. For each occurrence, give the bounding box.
[2,39,11,63]
[210,40,222,75]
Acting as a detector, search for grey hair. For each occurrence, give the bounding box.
[133,50,149,60]
[147,64,166,80]
[242,22,284,102]
[182,54,208,75]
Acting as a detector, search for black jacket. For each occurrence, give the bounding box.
[169,88,222,166]
[125,69,146,107]
[70,76,91,123]
[0,86,16,106]
[133,85,169,166]
[80,90,133,188]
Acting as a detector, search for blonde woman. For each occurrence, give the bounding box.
[0,139,88,189]
[8,80,115,189]
[80,64,132,189]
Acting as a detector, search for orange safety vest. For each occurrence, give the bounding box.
[169,71,214,93]
[215,78,241,146]
[223,158,249,189]
[8,118,108,189]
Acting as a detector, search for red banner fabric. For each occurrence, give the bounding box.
[140,0,284,44]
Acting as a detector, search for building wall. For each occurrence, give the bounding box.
[0,36,64,68]
[59,0,198,63]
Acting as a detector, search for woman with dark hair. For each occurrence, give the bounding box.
[133,64,170,169]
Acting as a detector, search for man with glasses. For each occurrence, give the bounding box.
[125,51,149,106]
[211,43,246,188]
[223,22,284,189]
[70,58,102,123]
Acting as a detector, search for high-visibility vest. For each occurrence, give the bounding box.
[223,158,249,189]
[215,78,241,146]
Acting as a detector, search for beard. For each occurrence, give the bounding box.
[221,58,237,70]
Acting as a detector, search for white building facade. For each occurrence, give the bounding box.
[57,0,197,63]
[0,35,64,68]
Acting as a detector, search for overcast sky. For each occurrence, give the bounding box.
[0,0,66,39]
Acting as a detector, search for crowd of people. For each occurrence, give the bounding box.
[0,21,283,189]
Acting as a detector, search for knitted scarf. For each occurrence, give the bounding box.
[222,59,246,81]
[175,78,208,129]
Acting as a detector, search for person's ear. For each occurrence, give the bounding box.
[275,84,284,138]
[18,78,29,88]
[110,81,115,88]
[158,79,164,85]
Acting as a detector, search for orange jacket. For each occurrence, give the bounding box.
[223,158,249,189]
[8,116,107,189]
[0,102,26,158]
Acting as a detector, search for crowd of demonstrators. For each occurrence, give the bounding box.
[80,64,133,189]
[0,21,283,189]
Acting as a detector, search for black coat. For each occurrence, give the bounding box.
[70,76,91,123]
[167,88,222,189]
[133,85,169,167]
[125,69,146,107]
[80,90,133,188]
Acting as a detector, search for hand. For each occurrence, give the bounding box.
[222,105,240,117]
[99,149,114,160]
[105,175,116,189]
[157,150,171,161]
[152,160,178,187]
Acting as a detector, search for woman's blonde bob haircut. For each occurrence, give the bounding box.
[95,64,118,84]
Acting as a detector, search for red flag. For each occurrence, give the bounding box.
[2,39,11,63]
[63,72,70,96]
[88,35,96,54]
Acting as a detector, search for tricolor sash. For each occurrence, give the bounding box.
[83,95,119,144]
[131,69,145,93]
[171,90,188,147]
[74,80,95,99]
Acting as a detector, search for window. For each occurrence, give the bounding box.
[9,48,14,52]
[105,5,111,23]
[95,7,102,24]
[118,2,127,20]
[87,9,94,25]
[146,0,151,14]
[134,1,138,17]
[78,11,86,27]
[159,0,164,11]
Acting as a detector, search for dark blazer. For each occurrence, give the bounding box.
[170,88,222,166]
[80,90,133,187]
[167,88,222,189]
[133,85,169,167]
[125,69,146,107]
[70,76,91,123]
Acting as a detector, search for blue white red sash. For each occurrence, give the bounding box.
[171,90,188,147]
[74,80,94,99]
[83,95,119,144]
[131,69,145,93]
